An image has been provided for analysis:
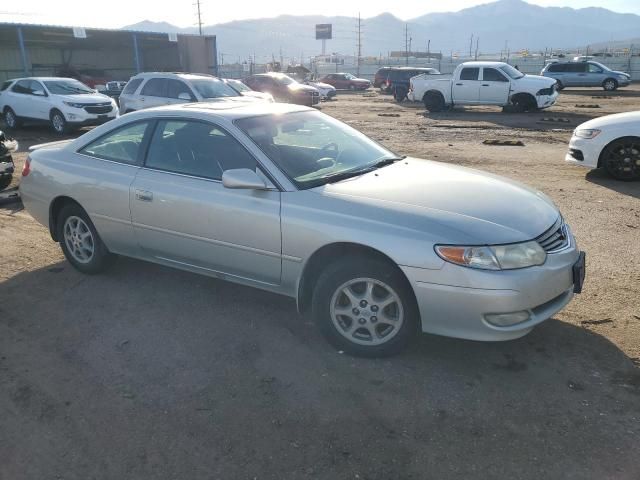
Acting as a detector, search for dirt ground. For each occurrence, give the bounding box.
[1,86,639,479]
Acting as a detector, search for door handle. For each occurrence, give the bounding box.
[135,189,153,202]
[481,84,490,87]
[455,83,464,86]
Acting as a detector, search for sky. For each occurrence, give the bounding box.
[0,0,639,29]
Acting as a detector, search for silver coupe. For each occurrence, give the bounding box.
[19,102,586,356]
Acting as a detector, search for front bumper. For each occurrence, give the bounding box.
[62,107,118,126]
[565,136,600,169]
[402,233,582,341]
[536,91,559,109]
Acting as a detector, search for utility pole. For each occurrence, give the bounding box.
[469,34,474,58]
[404,24,409,66]
[427,39,430,61]
[356,12,363,77]
[195,0,203,35]
[474,37,479,60]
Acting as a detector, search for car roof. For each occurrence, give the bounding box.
[132,72,220,80]
[9,77,79,82]
[460,62,508,67]
[126,101,313,121]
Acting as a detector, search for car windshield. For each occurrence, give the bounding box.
[44,79,94,95]
[226,79,250,92]
[344,73,355,79]
[236,111,400,189]
[499,65,525,79]
[190,78,240,98]
[273,74,296,85]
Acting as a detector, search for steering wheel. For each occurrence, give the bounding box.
[316,156,337,170]
[320,142,339,158]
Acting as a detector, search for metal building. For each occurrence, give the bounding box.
[0,23,218,83]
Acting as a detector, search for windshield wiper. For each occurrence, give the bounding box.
[372,156,405,168]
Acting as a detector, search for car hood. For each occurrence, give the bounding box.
[289,83,318,93]
[612,70,631,78]
[240,91,272,101]
[57,93,114,103]
[577,110,640,130]
[308,81,335,90]
[352,78,370,84]
[203,95,261,103]
[313,158,559,245]
[516,74,557,89]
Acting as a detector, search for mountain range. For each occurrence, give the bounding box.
[123,0,640,60]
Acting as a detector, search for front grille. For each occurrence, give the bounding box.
[535,218,570,253]
[84,103,113,114]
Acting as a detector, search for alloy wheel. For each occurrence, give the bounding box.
[63,216,95,263]
[330,277,404,346]
[605,142,640,180]
[5,110,16,128]
[52,113,65,133]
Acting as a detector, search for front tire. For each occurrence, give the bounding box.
[601,137,640,181]
[0,176,12,190]
[50,109,68,135]
[603,78,618,92]
[57,204,114,274]
[511,94,537,113]
[312,257,419,357]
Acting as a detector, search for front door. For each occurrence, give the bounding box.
[130,119,282,285]
[137,78,169,110]
[479,68,511,104]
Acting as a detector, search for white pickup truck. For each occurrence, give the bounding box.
[408,61,559,112]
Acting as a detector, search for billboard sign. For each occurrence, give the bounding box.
[315,24,332,40]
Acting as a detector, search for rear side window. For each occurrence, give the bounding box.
[460,68,480,81]
[122,78,143,95]
[567,63,587,73]
[547,63,566,73]
[80,122,150,165]
[141,78,167,97]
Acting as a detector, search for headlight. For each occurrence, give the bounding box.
[63,101,85,108]
[435,241,546,270]
[574,128,601,139]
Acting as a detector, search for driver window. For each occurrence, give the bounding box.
[483,68,508,82]
[166,79,195,100]
[588,64,603,73]
[145,120,257,180]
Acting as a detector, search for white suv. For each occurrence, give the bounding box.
[0,77,118,134]
[119,72,259,114]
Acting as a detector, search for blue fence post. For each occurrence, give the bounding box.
[17,26,29,75]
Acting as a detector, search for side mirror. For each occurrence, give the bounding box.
[178,92,192,101]
[222,168,267,190]
[32,90,46,97]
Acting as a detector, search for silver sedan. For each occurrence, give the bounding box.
[19,102,586,357]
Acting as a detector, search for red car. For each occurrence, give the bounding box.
[320,73,370,90]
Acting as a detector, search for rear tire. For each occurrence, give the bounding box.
[423,92,445,112]
[555,81,565,91]
[50,109,69,135]
[3,108,21,129]
[57,203,115,274]
[0,176,11,191]
[393,87,407,103]
[603,78,618,92]
[312,256,419,357]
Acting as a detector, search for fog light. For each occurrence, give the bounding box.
[484,311,531,327]
[67,114,77,120]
